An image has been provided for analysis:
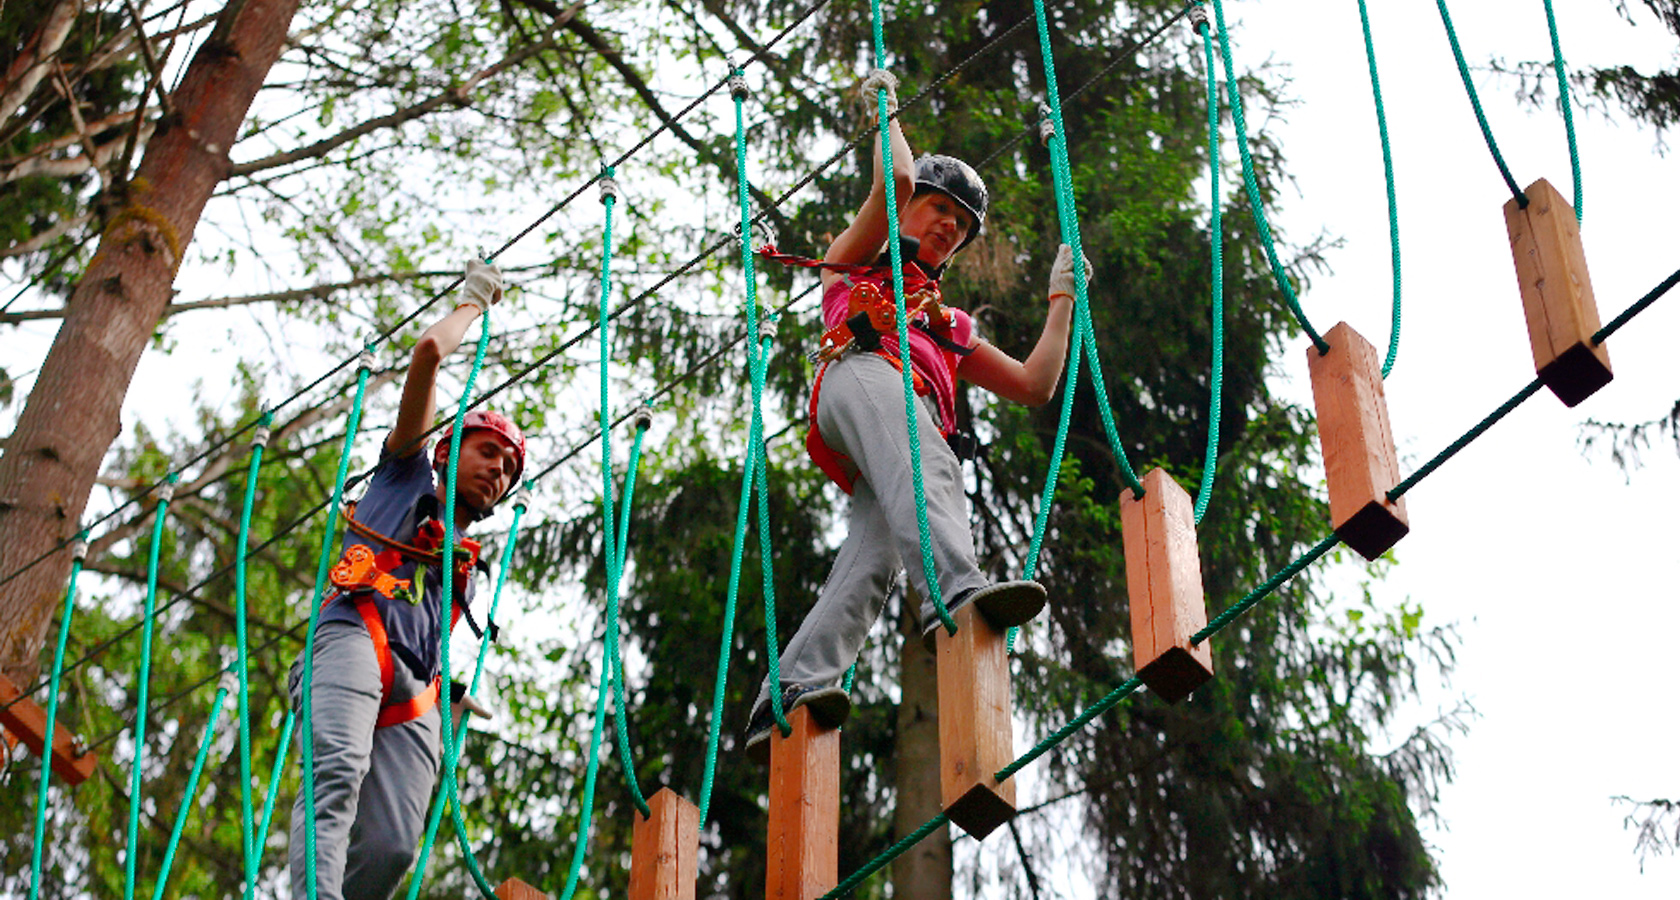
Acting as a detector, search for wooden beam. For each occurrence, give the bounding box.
[767,705,840,900]
[1505,177,1612,407]
[1120,469,1214,704]
[1307,322,1410,561]
[629,787,699,900]
[0,673,97,785]
[935,603,1017,839]
[494,877,548,900]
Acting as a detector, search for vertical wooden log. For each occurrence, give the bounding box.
[1505,177,1612,406]
[1120,469,1214,703]
[629,788,699,900]
[0,673,96,784]
[767,706,839,900]
[1306,322,1409,561]
[494,877,549,900]
[934,603,1016,839]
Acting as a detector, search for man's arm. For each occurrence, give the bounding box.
[386,261,502,458]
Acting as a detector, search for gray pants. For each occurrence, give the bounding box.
[755,353,988,712]
[289,621,440,900]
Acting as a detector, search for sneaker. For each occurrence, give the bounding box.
[743,683,852,764]
[921,580,1048,651]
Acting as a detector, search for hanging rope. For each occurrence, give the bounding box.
[151,684,231,900]
[28,532,85,900]
[1542,0,1583,220]
[1433,0,1527,206]
[298,352,374,900]
[252,708,296,897]
[557,633,613,900]
[234,412,271,895]
[1193,3,1225,526]
[122,473,178,900]
[1207,0,1329,352]
[1352,0,1405,378]
[866,5,956,639]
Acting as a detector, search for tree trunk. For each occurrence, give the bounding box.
[0,0,302,686]
[893,582,953,898]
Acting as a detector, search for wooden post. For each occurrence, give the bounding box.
[1505,177,1612,407]
[1120,469,1214,704]
[934,603,1016,839]
[1306,322,1409,561]
[494,878,548,900]
[629,788,699,900]
[767,705,839,900]
[0,673,96,785]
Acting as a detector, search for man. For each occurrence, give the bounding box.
[288,260,525,899]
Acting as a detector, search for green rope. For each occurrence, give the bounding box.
[29,531,86,900]
[588,168,652,820]
[253,709,296,893]
[234,411,272,895]
[1543,0,1582,220]
[1192,533,1342,644]
[868,6,954,638]
[298,354,374,900]
[1433,0,1527,206]
[1353,0,1404,379]
[557,647,613,900]
[1207,0,1330,352]
[123,472,178,900]
[1594,266,1680,346]
[730,76,792,735]
[151,686,230,900]
[411,307,498,898]
[821,813,951,898]
[1194,9,1225,525]
[701,404,758,821]
[408,491,528,899]
[1387,377,1544,503]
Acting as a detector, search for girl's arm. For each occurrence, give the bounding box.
[957,245,1086,407]
[823,74,915,285]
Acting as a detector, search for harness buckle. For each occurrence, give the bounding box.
[328,544,412,601]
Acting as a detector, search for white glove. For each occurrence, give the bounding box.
[457,259,503,313]
[861,69,899,114]
[1048,243,1092,302]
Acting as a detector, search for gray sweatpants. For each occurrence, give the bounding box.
[289,620,440,900]
[755,353,989,712]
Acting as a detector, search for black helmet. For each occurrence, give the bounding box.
[913,155,987,252]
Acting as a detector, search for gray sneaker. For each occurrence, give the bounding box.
[743,683,852,764]
[921,581,1048,651]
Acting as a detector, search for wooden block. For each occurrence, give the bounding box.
[1306,322,1410,561]
[934,603,1016,839]
[629,787,699,900]
[1120,469,1215,703]
[767,706,839,900]
[0,673,97,785]
[494,878,548,900]
[1505,177,1612,406]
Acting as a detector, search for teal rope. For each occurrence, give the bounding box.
[557,649,613,900]
[1194,10,1225,525]
[253,709,296,890]
[702,409,758,820]
[411,308,498,898]
[821,813,952,898]
[234,411,271,895]
[1192,533,1342,644]
[29,531,86,900]
[588,169,652,820]
[1433,0,1527,205]
[867,7,954,638]
[123,472,178,900]
[1543,0,1582,220]
[1387,377,1544,502]
[1207,0,1330,352]
[1594,266,1680,346]
[298,355,374,900]
[1354,0,1404,378]
[408,493,528,899]
[151,686,230,900]
[731,80,792,735]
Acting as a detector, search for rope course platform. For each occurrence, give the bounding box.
[6,1,1677,898]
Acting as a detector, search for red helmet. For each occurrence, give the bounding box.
[436,410,527,498]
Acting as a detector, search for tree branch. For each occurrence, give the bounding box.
[226,38,553,178]
[0,0,81,125]
[1,211,92,260]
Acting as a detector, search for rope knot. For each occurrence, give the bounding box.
[598,176,622,206]
[71,538,88,561]
[252,422,272,450]
[728,70,750,101]
[630,404,654,432]
[758,315,778,342]
[1037,103,1056,145]
[356,347,376,373]
[1188,3,1210,31]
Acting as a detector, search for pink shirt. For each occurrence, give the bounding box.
[822,272,975,436]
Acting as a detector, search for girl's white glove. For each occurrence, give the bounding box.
[861,69,900,114]
[1048,243,1092,302]
[458,259,503,314]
